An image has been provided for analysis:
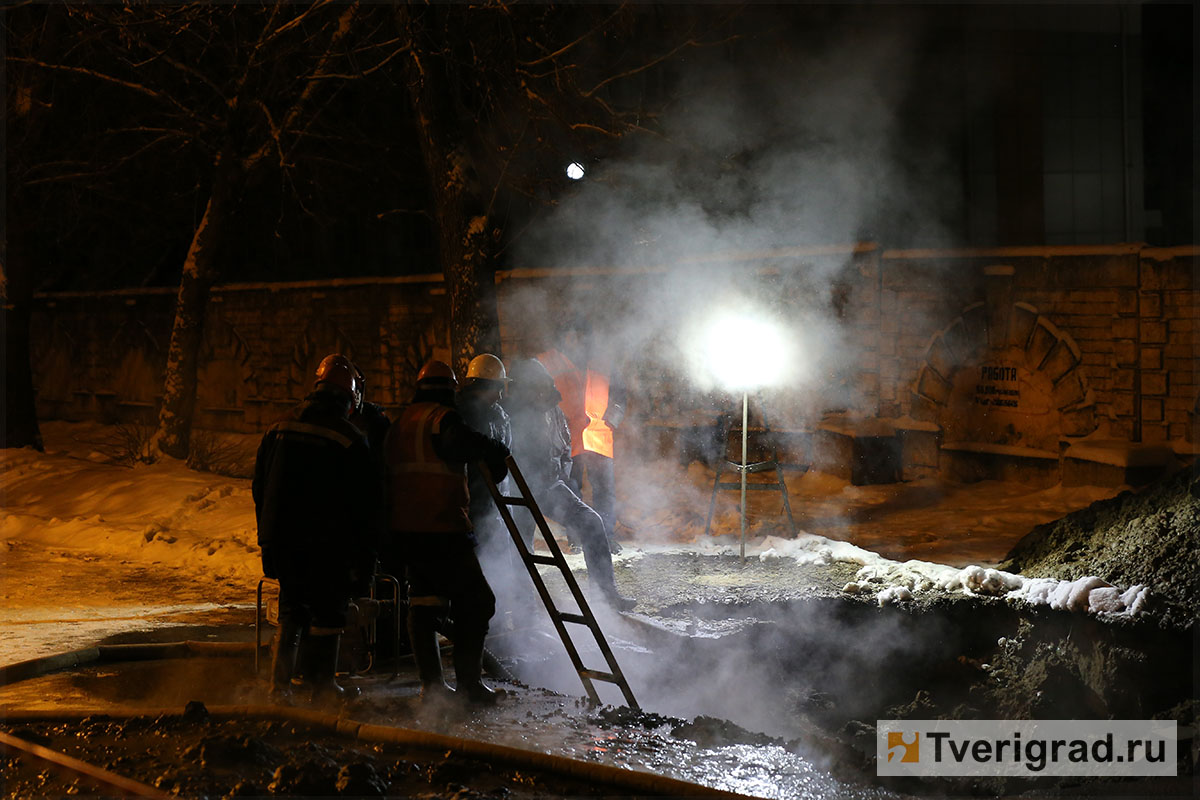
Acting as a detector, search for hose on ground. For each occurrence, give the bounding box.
[1,705,762,799]
[0,643,764,799]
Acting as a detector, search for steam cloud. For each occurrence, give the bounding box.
[506,12,960,415]
[489,9,966,741]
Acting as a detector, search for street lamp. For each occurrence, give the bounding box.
[690,308,795,560]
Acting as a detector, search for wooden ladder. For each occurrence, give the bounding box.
[481,455,639,709]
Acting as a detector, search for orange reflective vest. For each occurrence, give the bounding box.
[537,349,614,459]
[385,402,471,533]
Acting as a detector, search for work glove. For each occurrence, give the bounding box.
[604,403,625,429]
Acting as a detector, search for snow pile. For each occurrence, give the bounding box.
[625,527,1154,618]
[1013,576,1150,615]
[876,586,912,605]
[944,564,1024,596]
[755,534,878,566]
[845,560,1151,616]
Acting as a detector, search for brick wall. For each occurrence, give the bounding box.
[29,246,1196,451]
[880,245,1196,448]
[31,276,449,433]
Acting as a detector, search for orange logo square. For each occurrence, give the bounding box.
[887,731,920,763]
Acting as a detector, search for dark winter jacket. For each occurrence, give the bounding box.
[385,388,510,557]
[350,400,390,466]
[458,388,513,526]
[253,388,381,577]
[504,387,574,494]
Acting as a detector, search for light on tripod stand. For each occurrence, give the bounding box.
[692,308,795,561]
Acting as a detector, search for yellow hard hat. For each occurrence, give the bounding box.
[465,353,508,383]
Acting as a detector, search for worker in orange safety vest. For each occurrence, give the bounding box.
[537,319,626,554]
[383,360,510,704]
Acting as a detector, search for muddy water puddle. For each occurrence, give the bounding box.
[1,655,896,799]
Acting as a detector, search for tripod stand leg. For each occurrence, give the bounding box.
[703,461,724,538]
[776,462,797,535]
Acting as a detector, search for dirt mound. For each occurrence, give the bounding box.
[1001,465,1200,628]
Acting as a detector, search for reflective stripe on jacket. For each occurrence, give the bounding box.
[581,370,613,458]
[537,349,615,458]
[386,402,471,533]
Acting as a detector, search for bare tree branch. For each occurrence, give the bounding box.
[24,134,178,186]
[8,56,207,123]
[307,41,410,80]
[279,3,361,162]
[261,0,335,48]
[519,4,625,67]
[376,208,433,220]
[583,36,716,98]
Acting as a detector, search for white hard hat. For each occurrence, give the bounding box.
[465,353,508,383]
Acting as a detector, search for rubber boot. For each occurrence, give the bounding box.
[299,633,359,703]
[409,607,454,701]
[268,618,303,703]
[599,585,638,613]
[453,630,497,705]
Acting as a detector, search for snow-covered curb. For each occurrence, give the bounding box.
[633,532,1151,619]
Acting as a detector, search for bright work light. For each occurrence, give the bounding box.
[566,162,586,180]
[700,310,793,391]
[684,305,799,561]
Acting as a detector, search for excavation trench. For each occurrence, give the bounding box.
[598,590,1197,797]
[1,568,1195,799]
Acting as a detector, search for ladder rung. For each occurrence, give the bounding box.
[716,482,785,491]
[579,669,619,683]
[555,612,592,626]
[499,495,532,507]
[528,554,559,566]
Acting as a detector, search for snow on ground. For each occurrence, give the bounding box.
[609,533,1151,618]
[612,451,1121,566]
[1,421,1144,665]
[609,454,1151,617]
[846,558,1150,616]
[2,423,260,584]
[2,422,260,663]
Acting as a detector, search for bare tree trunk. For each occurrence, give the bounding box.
[400,17,502,376]
[152,154,239,460]
[444,206,502,376]
[2,218,44,451]
[414,143,503,377]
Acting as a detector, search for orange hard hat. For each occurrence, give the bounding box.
[416,360,458,388]
[315,354,359,397]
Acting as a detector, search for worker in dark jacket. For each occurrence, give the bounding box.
[503,358,636,612]
[538,319,627,554]
[350,362,391,468]
[384,360,511,703]
[457,354,521,597]
[253,353,381,703]
[348,361,403,651]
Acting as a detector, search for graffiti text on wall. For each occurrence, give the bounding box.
[975,365,1021,408]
